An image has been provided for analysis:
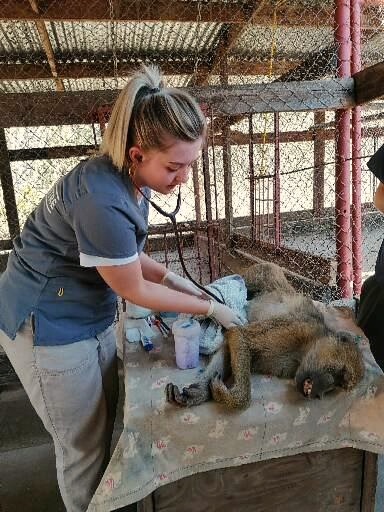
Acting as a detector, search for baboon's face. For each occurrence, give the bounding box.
[295,370,339,399]
[294,335,354,399]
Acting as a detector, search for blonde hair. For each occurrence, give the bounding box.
[99,65,206,171]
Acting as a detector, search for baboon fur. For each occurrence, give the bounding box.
[166,262,365,410]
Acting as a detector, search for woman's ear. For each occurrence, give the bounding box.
[128,146,143,164]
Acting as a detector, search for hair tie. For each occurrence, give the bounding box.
[151,87,160,94]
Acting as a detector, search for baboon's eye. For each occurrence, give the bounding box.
[337,331,354,343]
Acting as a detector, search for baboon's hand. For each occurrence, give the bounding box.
[165,382,211,407]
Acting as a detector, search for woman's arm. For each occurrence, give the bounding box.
[139,252,167,283]
[97,258,209,315]
[374,182,384,213]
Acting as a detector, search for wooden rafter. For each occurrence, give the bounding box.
[354,61,384,105]
[0,77,355,127]
[6,125,384,163]
[190,1,270,86]
[0,0,380,29]
[0,62,383,128]
[28,0,64,91]
[277,46,337,82]
[0,0,246,23]
[0,59,299,82]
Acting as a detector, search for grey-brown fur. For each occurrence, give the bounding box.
[165,262,365,410]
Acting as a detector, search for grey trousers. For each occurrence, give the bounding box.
[0,319,119,512]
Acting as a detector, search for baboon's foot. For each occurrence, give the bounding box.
[165,382,211,407]
[210,373,251,410]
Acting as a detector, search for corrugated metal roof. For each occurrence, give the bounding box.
[0,3,382,94]
[46,21,222,60]
[0,21,41,60]
[233,26,334,60]
[62,74,191,91]
[0,79,55,93]
[362,31,384,67]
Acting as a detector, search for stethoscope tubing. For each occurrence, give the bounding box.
[131,179,225,304]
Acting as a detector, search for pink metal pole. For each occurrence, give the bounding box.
[351,0,363,296]
[334,0,352,298]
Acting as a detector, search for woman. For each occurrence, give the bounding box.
[357,143,384,370]
[0,65,242,512]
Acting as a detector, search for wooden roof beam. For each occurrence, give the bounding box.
[1,61,383,128]
[28,0,64,91]
[0,1,248,23]
[6,125,384,165]
[0,0,381,29]
[276,46,337,82]
[354,61,384,105]
[224,46,337,127]
[0,59,299,81]
[190,1,270,86]
[0,77,356,127]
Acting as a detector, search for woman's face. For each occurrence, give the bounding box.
[128,137,202,194]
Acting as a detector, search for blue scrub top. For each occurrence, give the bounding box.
[0,156,149,345]
[367,145,384,286]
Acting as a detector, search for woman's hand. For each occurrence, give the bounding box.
[97,260,213,316]
[207,301,244,329]
[162,271,206,298]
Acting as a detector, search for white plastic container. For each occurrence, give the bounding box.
[172,318,201,370]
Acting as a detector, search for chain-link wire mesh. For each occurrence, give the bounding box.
[0,0,384,301]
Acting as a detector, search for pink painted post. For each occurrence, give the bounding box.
[351,0,363,296]
[334,0,352,298]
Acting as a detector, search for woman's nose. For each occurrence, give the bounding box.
[176,167,190,184]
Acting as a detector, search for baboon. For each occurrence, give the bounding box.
[166,262,365,410]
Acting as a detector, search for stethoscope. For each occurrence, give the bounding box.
[128,173,225,305]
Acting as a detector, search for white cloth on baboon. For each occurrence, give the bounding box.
[182,274,248,355]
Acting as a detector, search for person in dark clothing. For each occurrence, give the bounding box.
[357,144,384,370]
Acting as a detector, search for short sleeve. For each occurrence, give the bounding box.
[367,144,384,184]
[71,193,140,267]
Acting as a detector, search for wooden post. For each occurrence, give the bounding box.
[192,161,203,283]
[220,55,233,244]
[360,452,378,512]
[0,128,20,241]
[249,115,256,241]
[201,144,217,281]
[192,161,202,226]
[222,119,233,243]
[313,111,326,217]
[273,113,282,249]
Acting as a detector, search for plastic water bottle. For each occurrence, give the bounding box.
[171,319,201,370]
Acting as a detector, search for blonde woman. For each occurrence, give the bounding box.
[0,65,242,512]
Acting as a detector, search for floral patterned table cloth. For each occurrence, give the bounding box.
[88,312,384,512]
